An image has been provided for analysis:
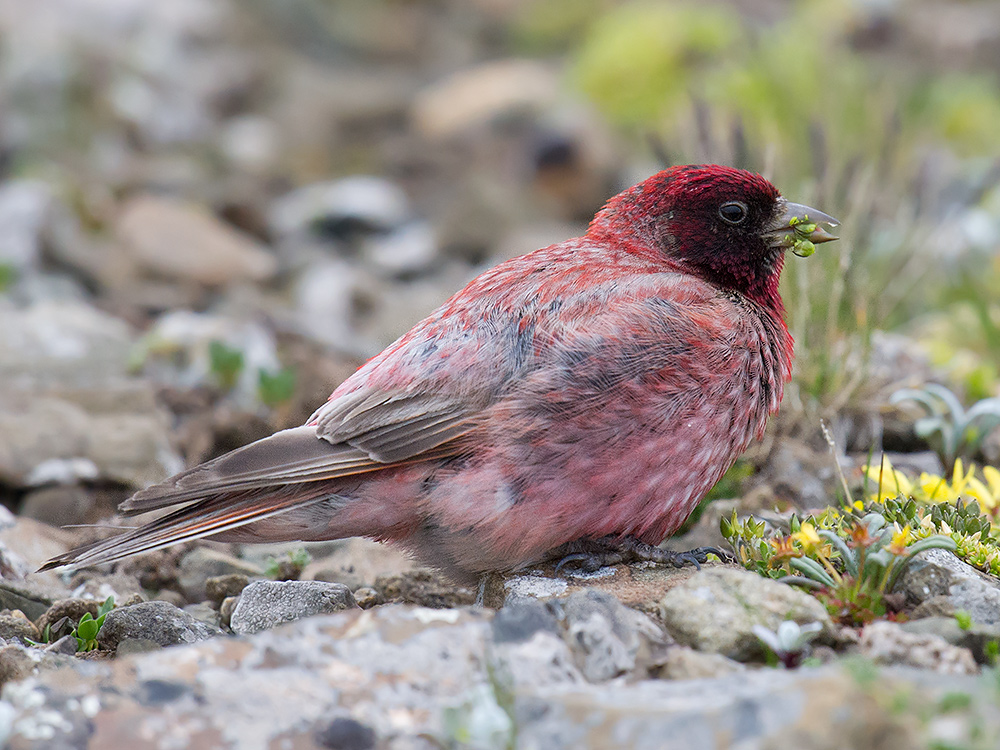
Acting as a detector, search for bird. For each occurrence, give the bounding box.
[41,164,839,584]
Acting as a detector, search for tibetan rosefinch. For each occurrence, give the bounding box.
[43,165,838,582]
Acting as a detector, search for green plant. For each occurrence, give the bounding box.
[257,367,297,408]
[891,384,1000,465]
[71,596,115,652]
[0,263,16,292]
[208,340,244,391]
[723,508,955,626]
[265,548,312,580]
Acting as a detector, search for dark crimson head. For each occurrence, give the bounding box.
[589,164,838,312]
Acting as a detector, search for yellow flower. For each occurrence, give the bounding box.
[863,456,913,502]
[790,522,821,551]
[887,523,912,556]
[918,471,952,502]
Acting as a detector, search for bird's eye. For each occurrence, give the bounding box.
[718,201,748,225]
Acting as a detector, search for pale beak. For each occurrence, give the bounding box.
[765,200,840,255]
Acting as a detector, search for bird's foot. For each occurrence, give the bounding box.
[553,535,732,575]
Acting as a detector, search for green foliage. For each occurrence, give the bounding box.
[572,3,739,125]
[0,263,16,292]
[955,611,973,631]
[722,506,955,626]
[71,596,115,652]
[208,340,245,391]
[265,548,312,580]
[890,384,1000,465]
[257,367,297,408]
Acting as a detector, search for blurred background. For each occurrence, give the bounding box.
[2,0,1000,530]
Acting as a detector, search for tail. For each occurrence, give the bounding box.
[38,424,418,572]
[40,405,467,571]
[38,484,337,571]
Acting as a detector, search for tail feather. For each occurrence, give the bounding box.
[38,485,333,571]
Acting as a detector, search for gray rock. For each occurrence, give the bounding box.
[0,582,60,623]
[896,548,1000,625]
[0,181,53,273]
[177,547,263,603]
[901,616,1000,665]
[183,602,222,629]
[230,580,357,635]
[98,601,222,649]
[0,613,39,645]
[205,574,250,605]
[0,388,180,491]
[859,620,977,674]
[44,635,79,656]
[270,177,411,242]
[658,567,833,660]
[654,645,746,681]
[0,300,132,390]
[557,590,668,682]
[18,485,95,528]
[313,717,377,750]
[116,638,163,657]
[0,644,38,688]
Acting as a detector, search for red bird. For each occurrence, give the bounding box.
[43,165,838,583]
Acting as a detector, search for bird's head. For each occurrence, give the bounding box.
[589,164,839,312]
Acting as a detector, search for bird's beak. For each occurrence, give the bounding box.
[765,200,840,257]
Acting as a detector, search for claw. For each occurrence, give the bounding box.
[554,552,590,574]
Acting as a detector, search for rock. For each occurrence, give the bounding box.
[352,587,382,609]
[18,485,96,527]
[901,616,1000,665]
[44,635,79,656]
[0,180,54,273]
[0,299,133,391]
[270,176,411,243]
[0,612,39,644]
[482,559,700,614]
[0,581,62,624]
[313,717,377,750]
[896,548,1000,625]
[0,389,180,491]
[219,596,238,630]
[98,601,223,649]
[557,590,669,682]
[859,620,977,674]
[374,569,476,609]
[230,580,357,635]
[411,59,558,139]
[35,599,100,636]
[490,599,584,688]
[0,644,38,688]
[177,547,263,603]
[115,194,276,286]
[657,567,834,660]
[183,602,222,629]
[204,574,250,605]
[303,537,416,590]
[653,645,746,681]
[362,221,439,278]
[5,604,998,749]
[116,638,163,657]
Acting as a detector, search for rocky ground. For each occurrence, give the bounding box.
[2,0,1000,748]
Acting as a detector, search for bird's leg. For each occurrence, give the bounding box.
[553,535,732,575]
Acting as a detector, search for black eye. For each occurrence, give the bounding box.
[718,201,748,225]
